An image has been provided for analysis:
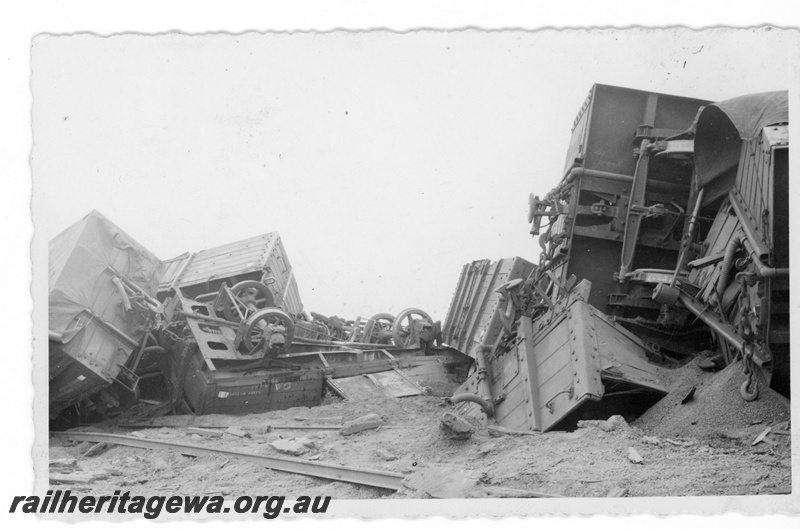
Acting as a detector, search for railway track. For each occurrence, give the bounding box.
[54,431,405,491]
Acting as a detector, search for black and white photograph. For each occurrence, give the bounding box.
[6,6,799,523]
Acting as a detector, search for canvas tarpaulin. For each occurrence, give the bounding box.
[48,210,163,340]
[694,91,788,189]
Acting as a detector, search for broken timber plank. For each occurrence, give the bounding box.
[752,427,772,446]
[486,425,539,437]
[607,486,629,497]
[50,473,97,485]
[470,486,560,499]
[186,427,223,438]
[82,442,110,457]
[49,458,78,468]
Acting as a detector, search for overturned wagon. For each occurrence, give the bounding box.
[157,289,466,415]
[48,211,164,420]
[48,215,468,425]
[152,234,467,415]
[443,85,789,431]
[158,231,303,315]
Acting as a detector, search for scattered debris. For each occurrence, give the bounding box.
[627,448,644,464]
[49,458,78,469]
[82,442,110,458]
[50,473,98,485]
[439,412,474,440]
[578,415,627,433]
[752,427,772,446]
[224,427,250,438]
[45,87,791,500]
[607,486,629,497]
[270,438,315,456]
[402,466,484,498]
[477,442,498,456]
[471,486,560,499]
[186,427,223,439]
[340,414,384,436]
[486,425,539,437]
[376,449,398,461]
[664,439,697,448]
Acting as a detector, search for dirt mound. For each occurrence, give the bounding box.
[633,360,790,444]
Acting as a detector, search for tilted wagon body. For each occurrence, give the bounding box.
[48,210,163,418]
[445,85,789,431]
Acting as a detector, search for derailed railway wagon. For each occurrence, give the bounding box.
[444,85,789,431]
[157,232,304,316]
[152,236,467,415]
[48,212,469,425]
[48,211,164,420]
[657,91,790,397]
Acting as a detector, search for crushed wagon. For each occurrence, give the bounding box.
[48,218,469,426]
[48,211,165,421]
[442,85,789,431]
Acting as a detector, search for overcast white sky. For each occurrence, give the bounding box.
[32,28,794,320]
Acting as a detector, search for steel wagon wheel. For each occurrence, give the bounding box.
[365,313,395,344]
[240,308,295,355]
[392,308,432,348]
[222,280,276,323]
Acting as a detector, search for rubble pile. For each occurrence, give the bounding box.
[634,361,791,444]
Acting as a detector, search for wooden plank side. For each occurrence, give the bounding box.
[281,279,304,314]
[536,361,573,402]
[517,318,542,430]
[462,261,503,354]
[443,258,535,358]
[205,372,324,414]
[740,141,755,216]
[696,209,739,302]
[752,141,764,222]
[534,340,572,389]
[180,254,270,278]
[447,260,485,353]
[177,235,278,285]
[187,246,272,268]
[536,363,576,431]
[493,375,532,431]
[188,233,276,261]
[442,262,474,341]
[533,323,571,371]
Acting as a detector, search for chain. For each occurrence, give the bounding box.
[740,343,759,401]
[736,274,759,401]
